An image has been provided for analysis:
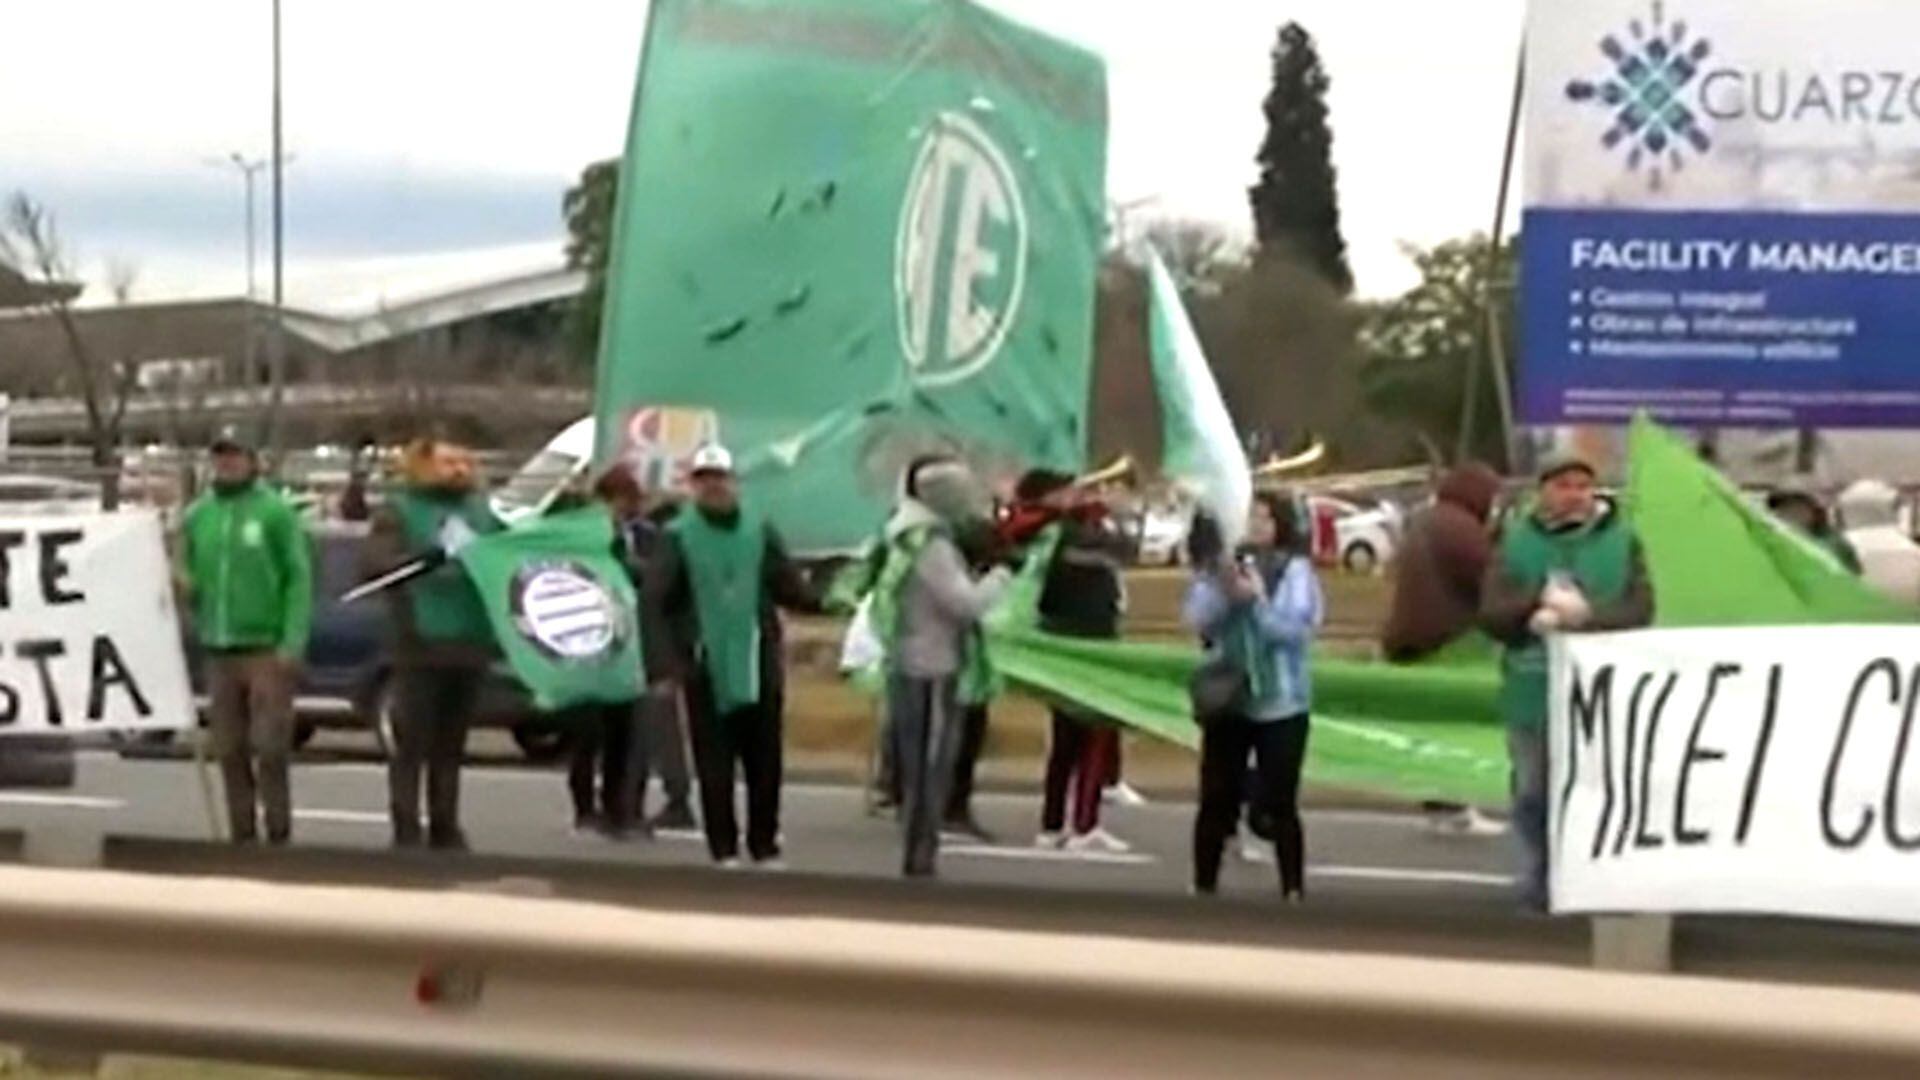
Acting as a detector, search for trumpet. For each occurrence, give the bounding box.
[1075,454,1136,490]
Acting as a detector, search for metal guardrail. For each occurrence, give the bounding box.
[0,847,1916,1076]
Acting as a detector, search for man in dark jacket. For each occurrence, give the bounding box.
[1480,454,1654,911]
[365,436,501,851]
[646,445,820,867]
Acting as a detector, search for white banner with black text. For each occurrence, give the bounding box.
[1551,626,1920,925]
[0,510,193,734]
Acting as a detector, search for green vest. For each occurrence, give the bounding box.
[1497,507,1634,729]
[871,525,999,706]
[671,506,767,715]
[392,489,499,645]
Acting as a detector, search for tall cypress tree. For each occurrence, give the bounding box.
[1248,23,1353,294]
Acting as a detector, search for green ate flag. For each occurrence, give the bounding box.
[594,0,1109,555]
[457,509,645,712]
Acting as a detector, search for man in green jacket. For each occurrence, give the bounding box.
[180,429,313,846]
[366,437,502,851]
[1480,455,1654,912]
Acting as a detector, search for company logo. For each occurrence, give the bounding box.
[510,561,627,663]
[623,406,720,491]
[1565,2,1714,189]
[895,111,1029,388]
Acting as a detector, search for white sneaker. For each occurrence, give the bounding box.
[753,857,788,873]
[1066,827,1132,855]
[1235,832,1273,864]
[1034,830,1067,849]
[716,857,745,871]
[1104,782,1149,807]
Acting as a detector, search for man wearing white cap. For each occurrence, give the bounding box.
[646,445,821,868]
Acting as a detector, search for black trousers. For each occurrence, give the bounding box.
[684,673,783,862]
[566,702,635,829]
[388,664,480,849]
[1194,714,1311,895]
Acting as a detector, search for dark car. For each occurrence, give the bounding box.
[174,522,571,762]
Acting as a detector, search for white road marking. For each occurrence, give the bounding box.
[944,844,1156,867]
[292,809,388,825]
[1311,865,1512,888]
[0,794,123,810]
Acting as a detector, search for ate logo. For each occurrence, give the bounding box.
[895,111,1029,387]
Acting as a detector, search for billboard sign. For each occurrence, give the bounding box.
[1524,0,1920,428]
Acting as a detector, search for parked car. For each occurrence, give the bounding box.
[1133,503,1193,567]
[170,521,570,762]
[1306,495,1403,575]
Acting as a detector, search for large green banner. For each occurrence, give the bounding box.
[594,0,1109,554]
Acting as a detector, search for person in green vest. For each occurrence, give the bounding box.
[365,436,502,851]
[646,445,821,869]
[1481,454,1655,912]
[1767,488,1863,576]
[872,456,1012,878]
[179,427,312,846]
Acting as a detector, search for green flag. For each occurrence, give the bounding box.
[457,508,645,712]
[1625,414,1911,626]
[594,0,1109,555]
[1146,250,1250,543]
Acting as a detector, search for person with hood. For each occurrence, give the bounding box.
[179,428,313,846]
[646,445,821,868]
[872,455,1013,877]
[1480,454,1654,912]
[365,436,502,851]
[1380,462,1505,835]
[1767,488,1862,576]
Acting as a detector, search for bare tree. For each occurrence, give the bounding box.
[1137,218,1245,294]
[0,193,140,507]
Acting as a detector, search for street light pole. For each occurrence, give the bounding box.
[207,154,268,387]
[266,0,288,458]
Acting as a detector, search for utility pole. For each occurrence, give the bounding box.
[1459,42,1525,472]
[265,0,288,458]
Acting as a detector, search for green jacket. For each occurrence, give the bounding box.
[1480,501,1654,729]
[180,481,313,656]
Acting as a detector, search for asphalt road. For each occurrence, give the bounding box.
[0,749,1515,904]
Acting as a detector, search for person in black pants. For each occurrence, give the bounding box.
[1183,493,1325,899]
[645,445,820,868]
[567,703,638,837]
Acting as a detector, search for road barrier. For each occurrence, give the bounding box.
[0,862,1917,1077]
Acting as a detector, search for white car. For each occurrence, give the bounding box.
[1307,495,1402,575]
[1134,504,1192,567]
[492,417,595,525]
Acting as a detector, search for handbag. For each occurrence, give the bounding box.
[1188,653,1249,724]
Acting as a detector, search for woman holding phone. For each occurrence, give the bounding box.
[1183,492,1325,900]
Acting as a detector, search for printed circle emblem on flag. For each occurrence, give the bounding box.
[510,561,624,662]
[895,110,1029,388]
[624,406,720,490]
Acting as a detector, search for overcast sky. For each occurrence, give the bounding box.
[2,0,1525,302]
